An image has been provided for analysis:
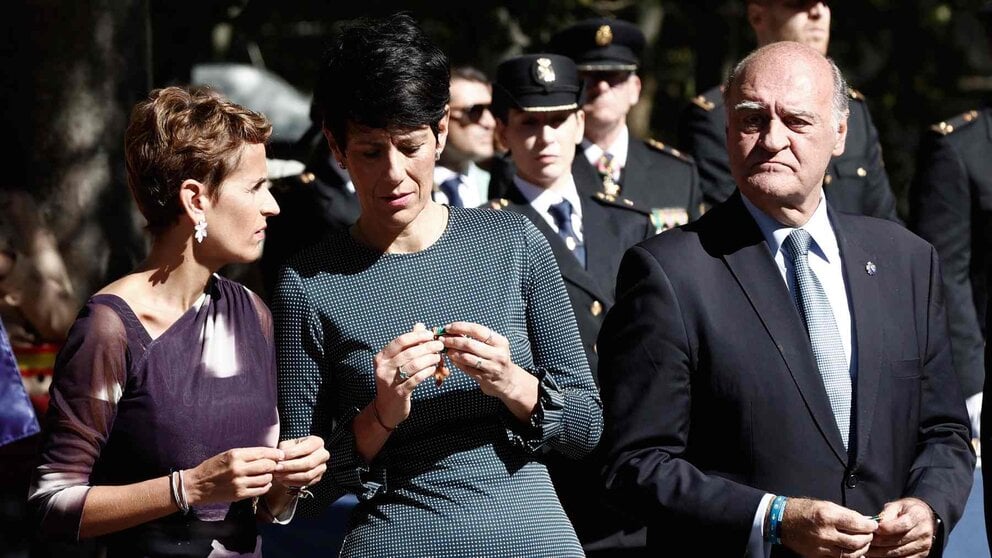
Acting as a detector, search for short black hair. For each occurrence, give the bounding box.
[315,13,450,148]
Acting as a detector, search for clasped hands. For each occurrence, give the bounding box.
[778,497,936,558]
[184,436,329,511]
[370,321,534,430]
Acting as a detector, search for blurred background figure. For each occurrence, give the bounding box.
[491,52,653,557]
[259,103,361,296]
[550,17,702,233]
[678,0,901,222]
[433,66,496,208]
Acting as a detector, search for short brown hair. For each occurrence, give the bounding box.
[124,86,272,236]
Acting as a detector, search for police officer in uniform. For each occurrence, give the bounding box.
[911,109,990,447]
[261,110,361,295]
[910,5,992,551]
[547,18,702,234]
[490,52,653,557]
[677,0,900,223]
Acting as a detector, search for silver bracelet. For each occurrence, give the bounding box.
[170,470,190,514]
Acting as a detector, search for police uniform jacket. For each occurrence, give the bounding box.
[573,137,703,231]
[910,107,991,400]
[261,136,361,295]
[678,85,901,223]
[495,170,653,376]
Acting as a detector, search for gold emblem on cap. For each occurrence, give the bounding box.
[595,25,613,46]
[534,57,556,84]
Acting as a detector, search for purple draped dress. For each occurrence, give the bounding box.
[29,276,279,557]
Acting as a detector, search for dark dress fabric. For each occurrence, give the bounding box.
[29,276,279,557]
[274,206,602,558]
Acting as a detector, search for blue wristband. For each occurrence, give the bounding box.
[767,495,788,545]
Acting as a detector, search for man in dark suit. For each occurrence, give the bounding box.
[677,1,899,223]
[491,53,653,556]
[547,18,702,233]
[600,42,974,557]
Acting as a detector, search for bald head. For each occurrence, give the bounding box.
[725,42,848,129]
[723,42,850,226]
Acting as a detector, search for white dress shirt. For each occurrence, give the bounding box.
[513,174,584,243]
[582,125,630,182]
[740,193,857,557]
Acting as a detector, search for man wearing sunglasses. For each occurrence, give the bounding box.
[434,67,496,208]
[550,17,703,235]
[678,0,900,225]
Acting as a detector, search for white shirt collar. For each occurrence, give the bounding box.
[582,125,630,171]
[741,192,839,264]
[513,174,583,218]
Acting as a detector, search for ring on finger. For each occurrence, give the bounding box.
[474,358,483,370]
[397,365,409,381]
[483,329,494,344]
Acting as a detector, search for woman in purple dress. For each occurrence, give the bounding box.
[28,86,329,557]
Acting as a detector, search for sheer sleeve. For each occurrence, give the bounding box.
[28,302,128,541]
[502,218,603,459]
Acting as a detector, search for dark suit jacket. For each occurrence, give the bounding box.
[678,85,901,223]
[499,169,653,553]
[598,192,974,556]
[911,107,991,399]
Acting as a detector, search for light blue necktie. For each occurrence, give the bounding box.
[548,199,586,268]
[782,229,852,449]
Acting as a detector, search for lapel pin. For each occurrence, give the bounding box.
[865,261,877,276]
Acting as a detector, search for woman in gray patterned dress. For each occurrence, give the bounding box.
[273,14,602,558]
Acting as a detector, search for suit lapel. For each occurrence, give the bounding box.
[831,212,883,469]
[716,195,849,464]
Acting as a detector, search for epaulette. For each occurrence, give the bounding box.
[593,191,651,215]
[488,198,510,210]
[847,88,865,102]
[646,138,693,164]
[929,110,981,136]
[689,85,724,112]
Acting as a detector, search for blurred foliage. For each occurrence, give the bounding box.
[157,0,992,217]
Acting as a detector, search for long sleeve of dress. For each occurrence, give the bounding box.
[27,303,128,541]
[273,267,356,516]
[503,219,603,459]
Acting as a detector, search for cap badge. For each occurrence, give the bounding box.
[595,24,613,46]
[534,57,556,84]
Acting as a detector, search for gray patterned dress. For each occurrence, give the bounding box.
[274,207,602,557]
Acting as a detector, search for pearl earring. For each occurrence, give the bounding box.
[194,219,208,243]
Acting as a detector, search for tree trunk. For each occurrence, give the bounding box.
[0,0,150,343]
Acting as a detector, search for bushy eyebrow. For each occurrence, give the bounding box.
[732,101,819,122]
[733,101,767,112]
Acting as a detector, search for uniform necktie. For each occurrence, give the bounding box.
[782,228,852,449]
[548,199,586,268]
[596,152,620,196]
[439,176,464,208]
